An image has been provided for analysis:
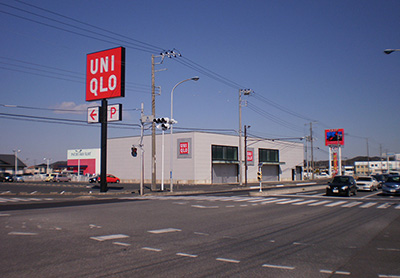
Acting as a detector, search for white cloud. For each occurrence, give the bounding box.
[51,101,98,114]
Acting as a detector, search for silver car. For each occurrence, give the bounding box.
[356,176,379,191]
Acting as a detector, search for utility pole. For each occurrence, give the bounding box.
[309,122,314,179]
[150,50,180,191]
[239,89,251,186]
[151,54,156,191]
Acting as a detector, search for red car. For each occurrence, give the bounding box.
[97,174,120,183]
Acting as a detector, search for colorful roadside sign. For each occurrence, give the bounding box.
[86,46,125,102]
[325,129,344,146]
[107,104,122,122]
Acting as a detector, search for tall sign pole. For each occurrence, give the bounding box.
[100,99,108,192]
[86,46,125,193]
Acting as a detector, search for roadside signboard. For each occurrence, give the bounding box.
[87,107,99,123]
[87,104,122,123]
[325,128,344,146]
[86,46,125,101]
[107,104,122,122]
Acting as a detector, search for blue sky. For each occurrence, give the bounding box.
[1,0,399,165]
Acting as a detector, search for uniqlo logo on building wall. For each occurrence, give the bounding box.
[247,150,253,162]
[86,47,125,101]
[180,142,189,154]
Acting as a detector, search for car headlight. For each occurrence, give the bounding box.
[341,186,348,190]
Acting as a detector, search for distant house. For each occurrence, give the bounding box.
[0,154,27,174]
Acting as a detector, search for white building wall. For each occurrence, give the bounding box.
[107,132,303,184]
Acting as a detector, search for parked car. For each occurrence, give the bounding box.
[44,174,56,182]
[97,174,120,183]
[372,174,388,189]
[12,175,25,182]
[0,173,14,182]
[54,174,71,182]
[326,175,357,197]
[356,176,379,191]
[89,175,99,183]
[382,175,400,195]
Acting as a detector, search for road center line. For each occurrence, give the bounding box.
[90,234,129,242]
[216,257,240,264]
[176,252,198,258]
[148,228,182,234]
[262,263,295,270]
[142,247,162,252]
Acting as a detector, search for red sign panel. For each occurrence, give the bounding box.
[180,142,189,155]
[325,129,344,146]
[247,150,253,162]
[86,47,125,101]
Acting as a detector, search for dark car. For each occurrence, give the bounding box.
[89,175,99,183]
[326,175,357,197]
[382,175,400,195]
[0,173,14,182]
[372,174,388,189]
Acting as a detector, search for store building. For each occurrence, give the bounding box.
[67,148,100,175]
[107,131,303,184]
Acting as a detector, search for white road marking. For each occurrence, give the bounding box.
[194,232,209,236]
[8,232,38,236]
[292,200,318,205]
[0,213,11,216]
[360,202,377,208]
[277,198,304,204]
[262,263,295,270]
[216,257,240,264]
[342,202,362,208]
[148,228,182,234]
[379,275,400,278]
[308,200,331,206]
[191,205,219,209]
[325,201,347,207]
[320,269,350,275]
[90,234,129,242]
[261,198,287,204]
[142,247,162,252]
[113,242,131,247]
[176,252,198,258]
[377,203,392,209]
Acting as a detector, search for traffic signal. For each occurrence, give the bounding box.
[257,171,262,181]
[154,117,171,131]
[131,146,137,157]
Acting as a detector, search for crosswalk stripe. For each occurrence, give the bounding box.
[308,200,331,206]
[260,198,284,204]
[325,201,347,207]
[360,202,377,208]
[377,203,392,209]
[292,200,318,205]
[342,202,363,208]
[277,198,304,204]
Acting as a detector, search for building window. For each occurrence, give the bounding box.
[212,145,238,162]
[259,149,279,163]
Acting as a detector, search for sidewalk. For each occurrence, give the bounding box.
[139,179,329,196]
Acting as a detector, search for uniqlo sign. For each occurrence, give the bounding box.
[86,47,125,101]
[180,142,189,154]
[247,150,253,162]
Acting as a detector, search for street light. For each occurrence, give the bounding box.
[170,77,199,192]
[384,49,400,55]
[13,149,20,175]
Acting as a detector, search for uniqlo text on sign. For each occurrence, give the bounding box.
[180,142,189,155]
[86,47,125,101]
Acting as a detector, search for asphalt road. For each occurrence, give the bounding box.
[1,191,399,277]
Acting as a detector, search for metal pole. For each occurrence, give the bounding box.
[310,122,314,179]
[244,125,248,186]
[161,129,165,191]
[151,55,157,191]
[140,103,144,196]
[238,89,243,186]
[100,99,108,192]
[170,77,199,192]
